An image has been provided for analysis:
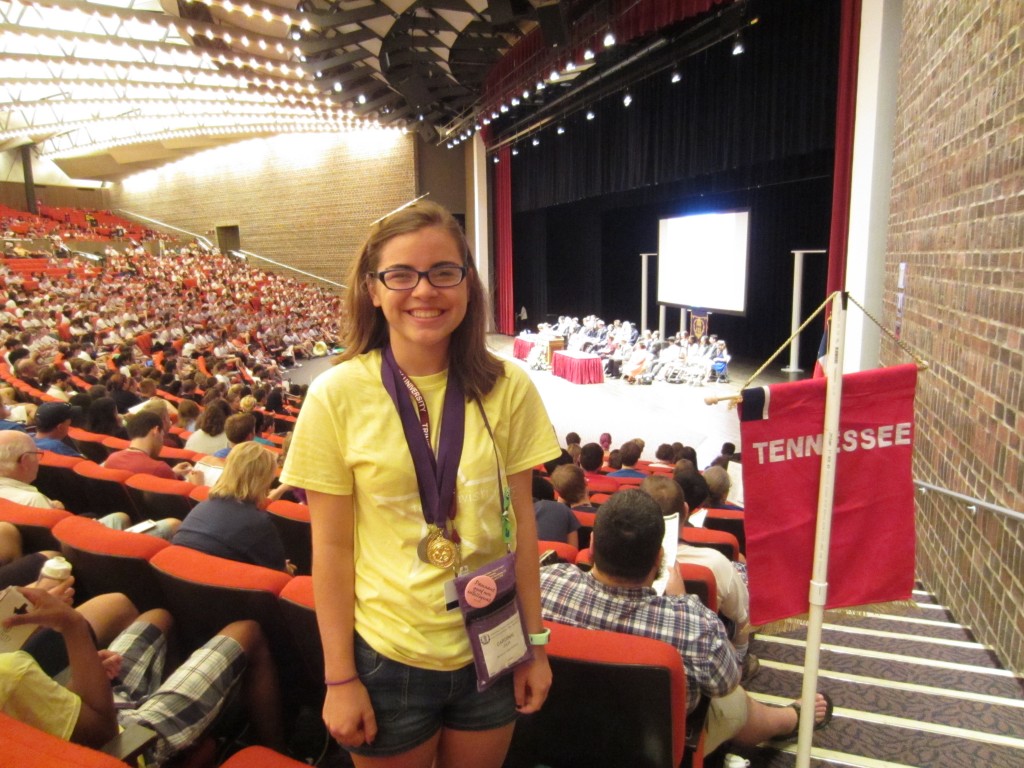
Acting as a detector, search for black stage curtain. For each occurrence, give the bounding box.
[507,0,840,369]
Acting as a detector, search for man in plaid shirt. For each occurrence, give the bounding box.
[539,490,832,753]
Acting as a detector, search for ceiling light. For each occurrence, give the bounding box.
[500,103,509,113]
[586,110,595,120]
[565,61,576,72]
[583,49,595,61]
[491,111,499,119]
[511,97,520,106]
[532,137,540,146]
[523,89,530,99]
[622,92,632,107]
[732,34,745,55]
[556,125,565,135]
[333,82,342,92]
[512,147,519,156]
[549,70,559,81]
[492,156,499,164]
[290,30,301,41]
[671,69,681,83]
[357,94,366,104]
[536,81,546,91]
[603,32,616,47]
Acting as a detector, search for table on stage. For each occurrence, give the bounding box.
[551,351,605,384]
[512,336,535,360]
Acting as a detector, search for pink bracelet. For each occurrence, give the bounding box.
[325,674,360,687]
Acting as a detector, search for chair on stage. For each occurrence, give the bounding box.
[69,462,138,520]
[124,474,198,521]
[0,497,71,552]
[266,499,312,575]
[35,452,85,511]
[505,620,698,768]
[681,527,741,562]
[703,509,745,555]
[538,539,579,564]
[52,515,169,610]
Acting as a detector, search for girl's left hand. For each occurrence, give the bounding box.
[513,650,552,714]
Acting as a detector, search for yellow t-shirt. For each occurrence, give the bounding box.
[280,351,560,670]
[0,651,82,740]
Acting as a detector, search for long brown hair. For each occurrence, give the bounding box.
[339,201,502,400]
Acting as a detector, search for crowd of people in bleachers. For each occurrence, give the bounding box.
[523,313,733,384]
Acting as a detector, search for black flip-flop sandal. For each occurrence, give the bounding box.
[778,692,834,740]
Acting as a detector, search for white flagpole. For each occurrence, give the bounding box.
[795,290,846,768]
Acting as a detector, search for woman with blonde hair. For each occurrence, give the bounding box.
[173,442,292,573]
[281,201,560,767]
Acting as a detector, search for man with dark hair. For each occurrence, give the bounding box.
[674,464,711,515]
[539,489,832,754]
[640,475,755,681]
[32,402,83,457]
[607,441,646,478]
[104,410,196,482]
[212,413,257,459]
[579,441,619,494]
[564,431,581,448]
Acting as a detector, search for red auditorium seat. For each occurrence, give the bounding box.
[266,499,312,575]
[538,539,579,564]
[52,515,169,610]
[70,462,138,520]
[278,576,324,699]
[505,620,697,768]
[0,712,133,768]
[123,474,197,521]
[68,426,115,464]
[35,451,85,510]
[681,527,741,562]
[703,509,745,555]
[585,474,620,493]
[221,746,311,768]
[677,562,719,612]
[572,509,596,550]
[0,497,71,552]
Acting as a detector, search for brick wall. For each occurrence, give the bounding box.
[884,1,1023,673]
[109,131,417,289]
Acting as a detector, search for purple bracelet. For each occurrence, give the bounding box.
[325,674,360,686]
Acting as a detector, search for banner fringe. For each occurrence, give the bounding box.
[752,599,920,637]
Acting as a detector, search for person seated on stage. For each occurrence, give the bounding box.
[607,441,647,479]
[539,490,832,755]
[706,339,732,383]
[32,402,83,458]
[532,475,580,549]
[640,476,756,682]
[623,341,654,384]
[104,410,196,487]
[579,442,619,493]
[0,588,286,765]
[651,336,684,380]
[704,466,744,511]
[173,442,293,573]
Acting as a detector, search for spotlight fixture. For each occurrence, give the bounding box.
[512,147,519,156]
[532,137,540,146]
[556,125,565,135]
[491,111,499,120]
[603,32,616,47]
[333,82,342,92]
[536,81,546,91]
[523,89,530,99]
[290,29,301,41]
[549,69,559,81]
[500,103,509,113]
[492,156,499,164]
[622,92,632,107]
[670,69,681,84]
[586,110,595,120]
[357,94,366,104]
[511,97,520,106]
[583,48,595,61]
[732,34,745,55]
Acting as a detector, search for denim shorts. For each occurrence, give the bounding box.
[348,633,517,757]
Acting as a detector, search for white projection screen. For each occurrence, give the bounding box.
[657,210,750,315]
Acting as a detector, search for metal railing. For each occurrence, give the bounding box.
[231,250,345,290]
[915,480,1023,523]
[114,210,213,250]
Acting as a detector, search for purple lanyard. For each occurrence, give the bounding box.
[380,346,465,534]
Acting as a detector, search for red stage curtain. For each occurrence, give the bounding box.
[492,145,514,335]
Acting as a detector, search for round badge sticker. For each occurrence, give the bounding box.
[464,574,498,608]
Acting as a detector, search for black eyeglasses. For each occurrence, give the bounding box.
[371,265,467,291]
[18,450,43,460]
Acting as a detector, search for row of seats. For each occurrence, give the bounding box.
[4,497,713,768]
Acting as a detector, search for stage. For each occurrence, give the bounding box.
[286,335,792,467]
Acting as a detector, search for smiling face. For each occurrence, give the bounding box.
[368,225,469,375]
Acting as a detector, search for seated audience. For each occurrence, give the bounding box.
[176,398,200,432]
[550,464,598,514]
[704,466,743,511]
[32,402,83,457]
[173,442,292,573]
[212,412,257,458]
[640,475,756,681]
[607,441,647,478]
[85,396,127,439]
[184,398,231,455]
[532,475,580,549]
[0,588,286,764]
[539,490,832,754]
[104,410,196,484]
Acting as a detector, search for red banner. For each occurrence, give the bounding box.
[738,364,917,625]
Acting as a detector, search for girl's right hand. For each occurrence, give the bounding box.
[323,680,377,748]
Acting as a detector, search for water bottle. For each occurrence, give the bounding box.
[35,555,72,591]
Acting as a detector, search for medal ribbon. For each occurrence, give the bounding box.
[380,345,465,535]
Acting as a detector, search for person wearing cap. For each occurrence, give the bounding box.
[32,402,83,458]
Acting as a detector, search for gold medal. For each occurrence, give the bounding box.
[426,531,457,569]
